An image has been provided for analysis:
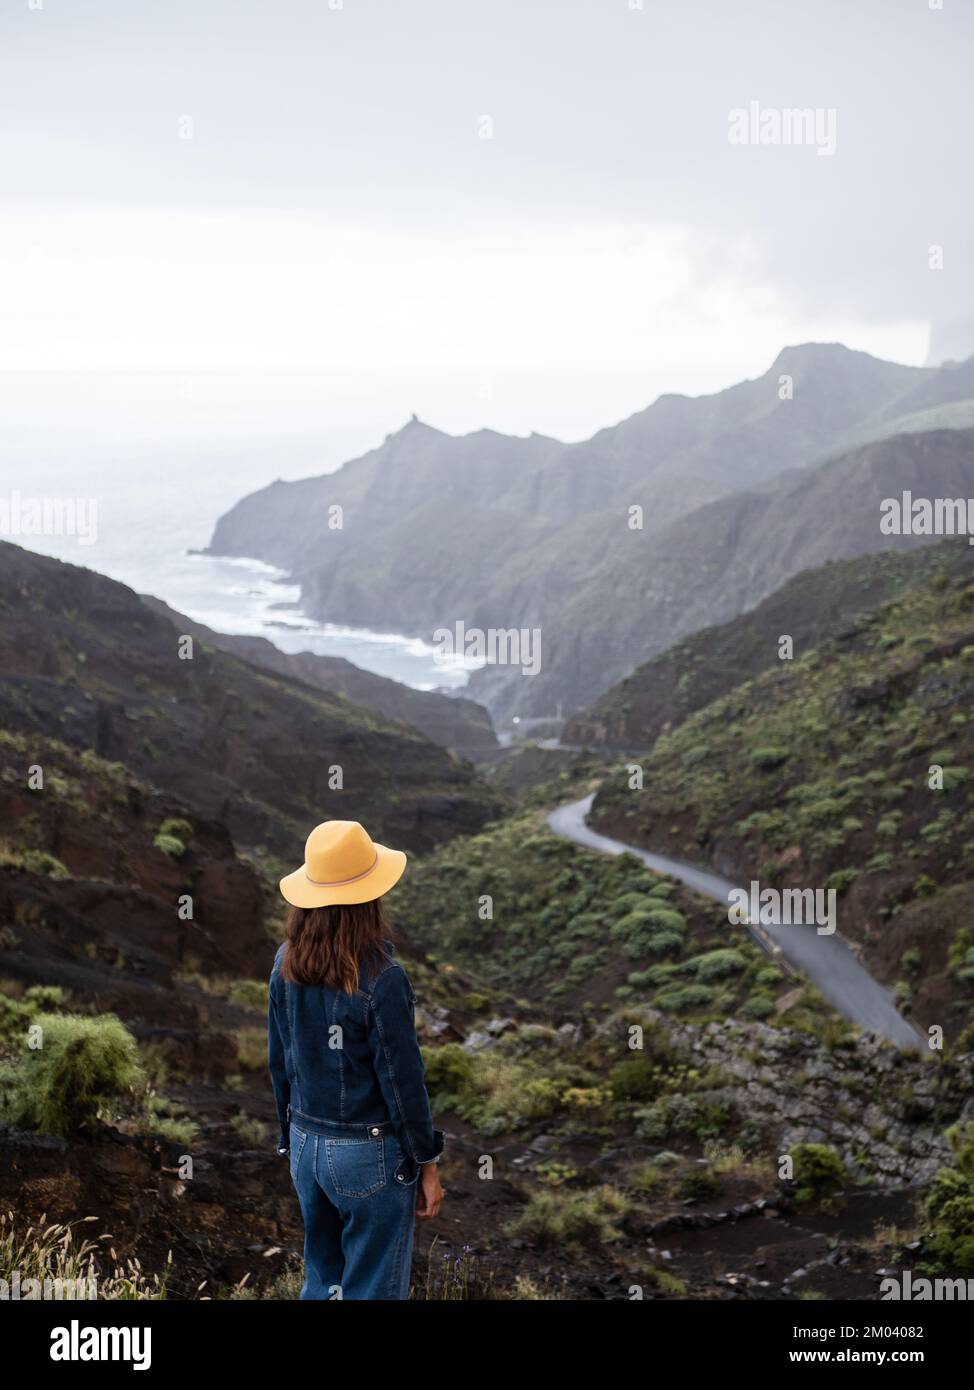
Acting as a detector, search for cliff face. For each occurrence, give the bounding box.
[0,542,506,860]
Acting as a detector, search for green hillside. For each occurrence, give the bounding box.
[590,548,974,1037]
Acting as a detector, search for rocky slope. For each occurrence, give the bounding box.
[4,767,971,1299]
[565,540,974,750]
[140,595,498,759]
[588,547,974,1036]
[469,426,974,720]
[0,542,505,866]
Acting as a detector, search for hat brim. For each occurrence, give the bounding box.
[279,843,407,910]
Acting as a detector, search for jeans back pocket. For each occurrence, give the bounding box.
[289,1125,309,1183]
[323,1136,387,1198]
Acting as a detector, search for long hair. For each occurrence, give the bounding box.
[280,898,391,994]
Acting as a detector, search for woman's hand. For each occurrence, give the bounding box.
[415,1162,444,1221]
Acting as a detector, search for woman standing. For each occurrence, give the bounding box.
[268,819,444,1300]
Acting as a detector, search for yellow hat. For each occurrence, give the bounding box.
[279,820,407,909]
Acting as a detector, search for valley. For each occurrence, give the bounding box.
[3,348,974,1302]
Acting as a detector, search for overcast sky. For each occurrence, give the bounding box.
[0,0,970,441]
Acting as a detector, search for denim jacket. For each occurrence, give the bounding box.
[267,941,444,1180]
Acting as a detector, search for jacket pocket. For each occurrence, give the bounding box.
[323,1136,387,1198]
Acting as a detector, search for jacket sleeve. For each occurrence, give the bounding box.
[367,964,444,1166]
[267,973,291,1154]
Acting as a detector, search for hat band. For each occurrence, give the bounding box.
[304,851,379,888]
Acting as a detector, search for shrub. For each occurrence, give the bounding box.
[142,1094,199,1145]
[924,1122,974,1274]
[826,869,858,894]
[913,874,939,899]
[629,1163,663,1195]
[226,979,269,1011]
[159,817,194,844]
[153,832,186,859]
[425,1045,564,1136]
[231,1111,269,1147]
[610,905,687,960]
[504,1185,628,1247]
[677,1168,720,1201]
[608,1056,660,1103]
[791,1143,846,1205]
[636,1089,735,1142]
[740,993,775,1020]
[424,1043,476,1099]
[751,747,790,772]
[235,1027,268,1071]
[0,845,71,879]
[653,983,716,1014]
[0,1013,143,1136]
[689,949,747,982]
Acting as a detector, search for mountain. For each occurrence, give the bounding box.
[588,545,974,1032]
[208,346,974,720]
[565,540,974,750]
[469,425,974,720]
[2,538,972,1300]
[139,596,497,758]
[0,543,505,864]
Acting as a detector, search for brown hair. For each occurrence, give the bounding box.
[280,899,391,994]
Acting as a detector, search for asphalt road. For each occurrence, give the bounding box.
[546,793,924,1051]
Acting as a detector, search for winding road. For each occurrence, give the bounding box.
[546,793,924,1051]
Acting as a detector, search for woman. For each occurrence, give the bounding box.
[267,818,444,1300]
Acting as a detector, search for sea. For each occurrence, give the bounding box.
[0,371,485,692]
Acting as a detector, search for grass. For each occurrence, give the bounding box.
[0,1012,144,1137]
[0,1211,168,1300]
[388,811,807,1021]
[504,1185,629,1248]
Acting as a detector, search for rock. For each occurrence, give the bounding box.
[486,1017,517,1036]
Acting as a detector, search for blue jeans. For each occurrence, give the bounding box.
[289,1121,418,1300]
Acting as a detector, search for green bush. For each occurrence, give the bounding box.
[0,1012,144,1136]
[636,1089,735,1142]
[504,1185,628,1248]
[740,993,775,1020]
[924,1123,974,1274]
[153,832,186,859]
[0,845,70,879]
[653,983,716,1014]
[424,1043,476,1099]
[608,1056,660,1103]
[689,949,747,982]
[791,1143,846,1205]
[677,1168,720,1201]
[159,817,194,844]
[751,747,790,772]
[226,979,269,1011]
